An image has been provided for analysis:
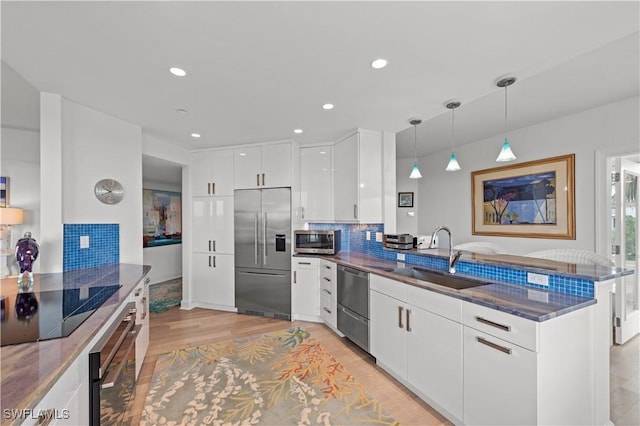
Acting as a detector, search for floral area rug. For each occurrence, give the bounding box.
[149,278,182,313]
[141,327,398,425]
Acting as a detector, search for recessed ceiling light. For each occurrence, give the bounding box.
[322,103,334,110]
[169,67,186,77]
[176,108,189,114]
[191,133,201,138]
[239,152,247,156]
[294,129,303,134]
[371,58,388,69]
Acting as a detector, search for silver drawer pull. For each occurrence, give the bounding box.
[398,306,404,328]
[406,309,412,332]
[134,289,142,297]
[477,336,512,355]
[476,316,511,332]
[323,265,332,269]
[323,307,332,314]
[323,277,331,282]
[298,261,312,265]
[322,289,332,295]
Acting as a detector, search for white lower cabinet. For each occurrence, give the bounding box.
[370,274,463,422]
[291,258,321,321]
[191,253,235,308]
[132,277,150,379]
[319,259,338,329]
[463,327,536,426]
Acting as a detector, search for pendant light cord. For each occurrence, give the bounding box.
[451,107,456,151]
[414,123,418,161]
[504,84,508,139]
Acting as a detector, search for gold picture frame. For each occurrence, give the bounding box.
[471,154,575,239]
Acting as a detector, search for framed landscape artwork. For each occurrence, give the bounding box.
[471,154,575,239]
[398,192,414,208]
[143,189,182,247]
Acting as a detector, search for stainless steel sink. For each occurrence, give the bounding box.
[368,265,491,290]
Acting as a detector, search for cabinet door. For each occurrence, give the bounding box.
[191,253,234,307]
[292,264,319,317]
[357,131,383,223]
[463,327,537,426]
[234,146,262,189]
[369,289,407,379]
[407,306,463,421]
[133,279,150,380]
[191,151,214,197]
[300,145,332,221]
[261,142,292,188]
[210,149,234,196]
[191,197,234,254]
[332,133,359,221]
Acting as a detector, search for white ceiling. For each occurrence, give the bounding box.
[1,1,639,161]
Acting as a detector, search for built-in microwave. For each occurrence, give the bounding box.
[294,230,341,254]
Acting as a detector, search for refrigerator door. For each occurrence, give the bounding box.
[234,190,262,269]
[261,188,291,271]
[235,267,291,318]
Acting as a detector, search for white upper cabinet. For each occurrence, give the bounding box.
[190,149,234,197]
[234,142,292,189]
[300,145,332,221]
[191,197,234,254]
[332,130,382,222]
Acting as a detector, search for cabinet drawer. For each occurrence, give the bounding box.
[293,257,319,269]
[320,274,334,291]
[462,302,538,351]
[370,273,407,301]
[406,285,461,322]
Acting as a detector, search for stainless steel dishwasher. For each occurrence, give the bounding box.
[337,265,369,352]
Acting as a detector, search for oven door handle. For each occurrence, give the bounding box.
[101,325,141,389]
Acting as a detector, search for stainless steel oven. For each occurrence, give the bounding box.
[337,265,369,352]
[89,302,140,425]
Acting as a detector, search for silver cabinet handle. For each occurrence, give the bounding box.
[322,288,331,295]
[323,277,331,282]
[209,240,212,251]
[262,173,265,186]
[212,240,216,252]
[398,305,404,328]
[256,174,260,186]
[354,204,358,219]
[208,182,211,195]
[301,206,305,219]
[212,182,215,195]
[145,277,150,285]
[323,307,332,314]
[213,255,216,268]
[263,212,267,264]
[323,265,331,270]
[406,309,412,332]
[476,316,511,332]
[254,213,259,265]
[208,255,212,267]
[298,261,311,265]
[477,336,512,355]
[134,288,142,297]
[293,271,297,284]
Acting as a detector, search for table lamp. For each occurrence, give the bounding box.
[0,207,24,255]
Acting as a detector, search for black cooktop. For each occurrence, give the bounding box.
[0,284,121,346]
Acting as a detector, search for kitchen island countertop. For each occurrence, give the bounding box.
[303,251,600,322]
[0,264,150,425]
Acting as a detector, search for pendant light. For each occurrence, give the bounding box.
[445,101,461,171]
[495,76,517,162]
[409,118,423,179]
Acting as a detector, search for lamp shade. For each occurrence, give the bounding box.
[496,139,517,162]
[0,207,24,225]
[409,162,423,179]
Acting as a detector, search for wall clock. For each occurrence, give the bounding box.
[94,179,124,204]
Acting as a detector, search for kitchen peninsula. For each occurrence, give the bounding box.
[297,248,632,425]
[0,264,150,426]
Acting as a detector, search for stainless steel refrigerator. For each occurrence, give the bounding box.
[234,188,291,319]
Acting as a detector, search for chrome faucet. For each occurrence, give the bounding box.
[430,226,462,274]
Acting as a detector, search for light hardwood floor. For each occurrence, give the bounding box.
[127,307,639,425]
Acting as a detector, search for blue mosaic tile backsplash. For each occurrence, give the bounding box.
[63,224,119,271]
[309,223,595,298]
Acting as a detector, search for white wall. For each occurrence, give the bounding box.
[396,157,419,235]
[0,128,40,274]
[414,96,639,254]
[142,179,182,284]
[61,98,143,265]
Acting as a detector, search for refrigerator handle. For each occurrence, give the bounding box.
[263,212,268,264]
[254,213,259,265]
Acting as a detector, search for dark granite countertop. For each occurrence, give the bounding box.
[299,252,597,322]
[0,264,151,425]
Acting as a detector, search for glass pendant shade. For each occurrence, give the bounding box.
[409,162,423,179]
[496,138,517,162]
[445,152,461,171]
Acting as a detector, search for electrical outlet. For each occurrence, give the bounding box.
[527,272,549,286]
[366,231,371,241]
[397,253,406,261]
[80,235,90,249]
[375,232,383,242]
